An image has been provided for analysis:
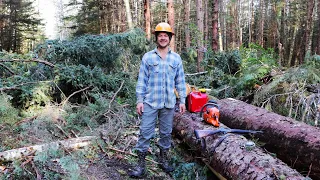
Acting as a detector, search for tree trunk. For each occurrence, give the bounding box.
[0,136,97,162]
[258,0,265,47]
[237,0,242,46]
[219,0,226,51]
[144,0,151,40]
[124,0,133,29]
[183,0,190,49]
[248,0,253,44]
[173,112,305,179]
[311,0,320,55]
[106,1,112,33]
[290,28,302,66]
[99,0,105,34]
[167,0,175,51]
[212,0,219,52]
[204,0,208,44]
[218,98,320,179]
[303,0,315,59]
[196,0,204,72]
[120,1,126,32]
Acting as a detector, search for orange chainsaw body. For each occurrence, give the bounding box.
[200,100,220,127]
[203,107,220,127]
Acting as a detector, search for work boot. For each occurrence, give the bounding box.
[158,149,175,172]
[128,151,147,178]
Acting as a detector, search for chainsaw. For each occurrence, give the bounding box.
[199,100,220,127]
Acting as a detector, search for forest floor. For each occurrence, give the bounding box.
[0,115,217,180]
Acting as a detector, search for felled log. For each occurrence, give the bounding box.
[218,98,320,179]
[173,112,305,179]
[0,136,96,162]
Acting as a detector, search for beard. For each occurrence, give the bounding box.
[157,41,170,49]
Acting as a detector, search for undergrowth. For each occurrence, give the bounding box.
[0,93,20,125]
[253,54,320,125]
[1,26,320,179]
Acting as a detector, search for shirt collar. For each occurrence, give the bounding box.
[154,47,172,55]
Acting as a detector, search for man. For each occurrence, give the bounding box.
[129,22,187,177]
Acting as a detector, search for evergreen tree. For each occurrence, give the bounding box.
[0,0,41,53]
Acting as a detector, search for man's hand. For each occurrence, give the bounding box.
[179,103,186,114]
[136,102,144,116]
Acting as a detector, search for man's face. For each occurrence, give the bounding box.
[157,32,170,49]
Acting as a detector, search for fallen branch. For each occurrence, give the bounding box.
[31,160,42,180]
[0,82,39,91]
[105,146,158,164]
[0,63,14,75]
[54,124,71,138]
[185,71,208,76]
[99,132,158,164]
[0,58,55,68]
[0,136,97,162]
[109,80,125,109]
[15,115,38,125]
[201,158,226,180]
[61,86,92,107]
[0,81,51,91]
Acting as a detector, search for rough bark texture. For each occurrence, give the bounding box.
[0,136,96,162]
[212,0,219,52]
[218,98,320,179]
[144,0,151,40]
[167,0,175,51]
[183,0,190,49]
[196,0,204,72]
[173,112,305,179]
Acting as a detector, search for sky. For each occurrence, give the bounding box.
[35,0,57,39]
[35,0,73,40]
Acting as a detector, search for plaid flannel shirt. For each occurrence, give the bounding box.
[136,48,186,109]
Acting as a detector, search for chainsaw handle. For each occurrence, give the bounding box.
[199,103,220,117]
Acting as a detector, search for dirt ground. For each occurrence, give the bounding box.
[84,156,173,180]
[82,143,218,180]
[0,116,218,180]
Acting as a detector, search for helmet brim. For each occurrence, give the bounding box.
[152,30,175,35]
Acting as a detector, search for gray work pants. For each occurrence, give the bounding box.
[135,103,174,152]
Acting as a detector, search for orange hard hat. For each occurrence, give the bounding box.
[154,22,174,35]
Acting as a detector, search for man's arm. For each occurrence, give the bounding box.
[175,61,187,104]
[136,56,148,104]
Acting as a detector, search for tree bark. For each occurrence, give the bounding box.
[204,0,208,44]
[173,112,305,179]
[248,0,253,44]
[124,0,133,29]
[0,136,97,162]
[212,0,219,52]
[219,0,226,51]
[183,0,190,49]
[196,0,204,72]
[144,0,151,40]
[167,0,175,51]
[218,98,320,179]
[311,0,320,55]
[258,0,265,47]
[303,0,315,59]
